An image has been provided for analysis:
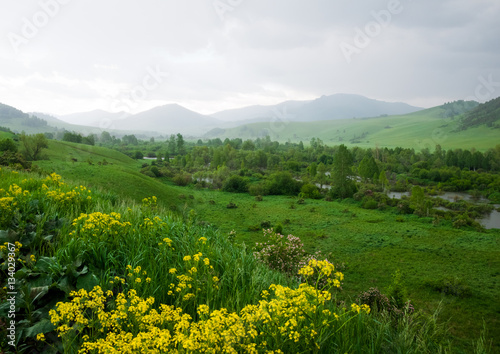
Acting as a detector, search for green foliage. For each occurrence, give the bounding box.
[0,138,17,153]
[172,173,192,186]
[359,155,379,182]
[222,175,248,193]
[387,270,409,310]
[265,171,302,196]
[19,133,48,161]
[300,183,321,199]
[331,144,357,199]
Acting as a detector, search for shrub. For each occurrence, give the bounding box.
[300,183,321,199]
[362,197,378,209]
[260,220,272,229]
[222,175,248,193]
[265,172,302,196]
[172,173,191,186]
[150,165,161,177]
[253,229,307,276]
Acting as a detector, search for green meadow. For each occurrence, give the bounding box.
[165,184,500,351]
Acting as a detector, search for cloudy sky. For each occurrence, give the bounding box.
[1,0,499,117]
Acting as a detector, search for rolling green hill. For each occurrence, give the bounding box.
[33,140,181,207]
[205,104,499,151]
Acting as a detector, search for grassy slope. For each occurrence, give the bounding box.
[0,131,14,139]
[171,185,500,351]
[213,107,499,151]
[34,141,181,207]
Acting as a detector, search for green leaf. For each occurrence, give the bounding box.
[35,256,58,273]
[30,286,49,302]
[76,273,99,291]
[22,319,55,339]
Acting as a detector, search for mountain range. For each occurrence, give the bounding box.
[48,94,423,136]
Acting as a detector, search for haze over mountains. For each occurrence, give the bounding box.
[44,94,423,136]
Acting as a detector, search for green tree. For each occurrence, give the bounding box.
[0,138,17,152]
[410,185,425,215]
[331,144,356,199]
[379,170,389,191]
[308,162,317,178]
[358,155,379,182]
[176,133,185,155]
[167,134,176,156]
[100,131,112,144]
[20,133,48,161]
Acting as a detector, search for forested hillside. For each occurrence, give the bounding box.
[458,97,500,130]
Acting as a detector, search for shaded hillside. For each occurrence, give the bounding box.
[0,103,49,131]
[458,97,500,130]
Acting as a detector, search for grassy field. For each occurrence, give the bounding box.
[209,107,499,151]
[168,184,500,351]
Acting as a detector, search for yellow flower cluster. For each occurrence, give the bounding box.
[0,196,15,213]
[351,303,371,314]
[298,259,345,290]
[51,278,356,353]
[0,183,31,225]
[70,212,131,241]
[142,195,157,209]
[44,172,65,187]
[45,185,92,206]
[167,252,218,299]
[7,183,30,198]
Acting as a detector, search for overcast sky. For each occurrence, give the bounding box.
[1,0,499,116]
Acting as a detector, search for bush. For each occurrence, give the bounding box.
[260,220,272,228]
[0,138,17,152]
[222,175,248,193]
[362,197,378,209]
[265,172,302,196]
[173,173,191,186]
[300,183,321,199]
[253,229,307,277]
[150,165,161,177]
